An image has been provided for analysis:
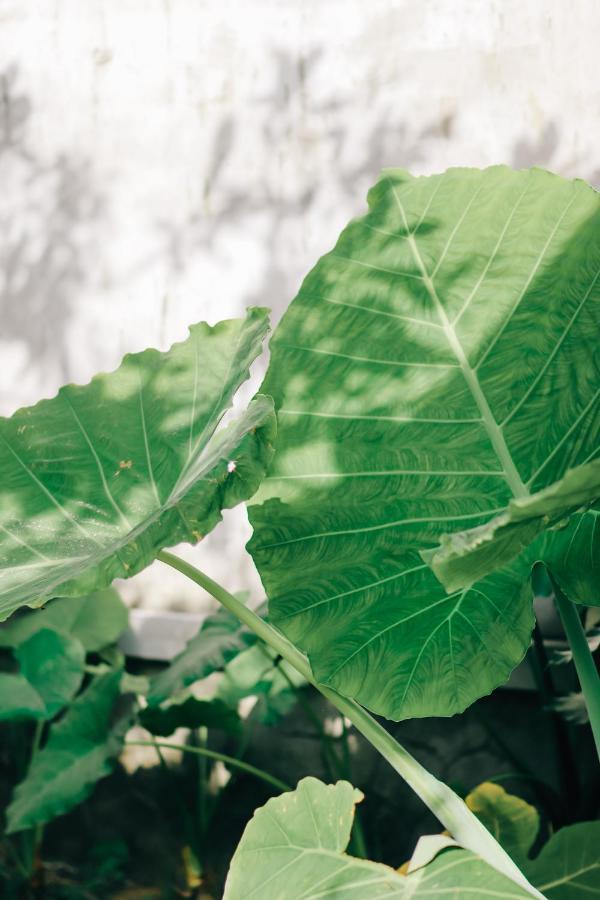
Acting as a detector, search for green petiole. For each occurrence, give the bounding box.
[552,576,600,760]
[158,550,544,898]
[126,739,291,794]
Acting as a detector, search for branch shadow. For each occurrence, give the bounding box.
[0,65,104,403]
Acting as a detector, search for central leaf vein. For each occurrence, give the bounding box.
[387,177,529,499]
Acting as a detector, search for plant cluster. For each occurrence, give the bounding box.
[0,165,599,897]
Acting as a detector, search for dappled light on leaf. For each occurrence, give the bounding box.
[0,308,274,619]
[249,166,600,719]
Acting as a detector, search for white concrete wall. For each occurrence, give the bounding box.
[1,0,598,611]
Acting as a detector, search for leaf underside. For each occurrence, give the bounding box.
[248,166,600,720]
[223,776,532,899]
[0,308,274,621]
[0,588,128,651]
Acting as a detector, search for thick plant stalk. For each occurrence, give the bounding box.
[552,579,600,760]
[158,550,544,898]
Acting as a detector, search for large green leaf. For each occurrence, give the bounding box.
[0,308,274,621]
[5,669,129,832]
[425,460,600,592]
[248,167,600,719]
[147,601,259,705]
[0,628,85,721]
[0,588,128,651]
[223,776,532,899]
[524,821,600,898]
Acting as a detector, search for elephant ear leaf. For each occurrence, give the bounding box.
[524,821,600,898]
[536,506,600,606]
[5,669,129,832]
[0,628,85,721]
[248,166,600,720]
[0,308,274,621]
[465,782,539,866]
[0,588,128,651]
[223,777,533,899]
[424,460,600,592]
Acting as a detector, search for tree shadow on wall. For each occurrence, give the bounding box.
[0,65,104,406]
[155,48,457,339]
[156,47,599,359]
[512,120,600,188]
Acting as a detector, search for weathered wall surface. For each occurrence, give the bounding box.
[1,0,598,610]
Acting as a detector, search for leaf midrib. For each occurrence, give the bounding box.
[388,179,530,500]
[0,433,230,609]
[537,860,600,891]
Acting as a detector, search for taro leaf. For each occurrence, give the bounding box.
[248,167,600,719]
[401,783,539,874]
[537,506,600,605]
[139,696,240,736]
[16,629,85,717]
[524,821,600,898]
[0,308,274,621]
[0,674,46,720]
[5,669,129,832]
[0,628,85,721]
[425,460,600,592]
[223,776,532,899]
[147,601,259,705]
[465,782,539,865]
[0,588,128,651]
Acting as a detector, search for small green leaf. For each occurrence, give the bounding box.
[538,507,600,605]
[216,643,305,724]
[0,588,128,651]
[223,776,532,899]
[401,782,540,876]
[6,669,129,832]
[15,628,85,718]
[425,460,600,592]
[0,674,46,720]
[524,821,600,898]
[0,309,274,620]
[0,628,85,721]
[139,697,240,736]
[465,782,539,865]
[147,602,258,705]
